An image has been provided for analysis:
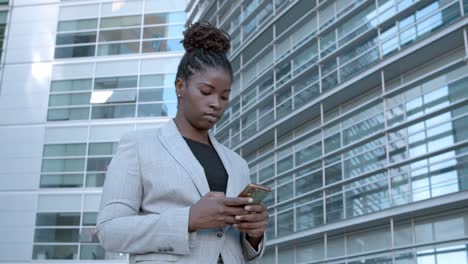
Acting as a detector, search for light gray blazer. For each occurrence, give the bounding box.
[96,120,264,264]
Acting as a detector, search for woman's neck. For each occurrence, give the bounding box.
[174,115,210,145]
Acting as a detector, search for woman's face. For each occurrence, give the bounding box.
[176,68,232,131]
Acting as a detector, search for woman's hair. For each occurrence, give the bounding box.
[175,21,233,85]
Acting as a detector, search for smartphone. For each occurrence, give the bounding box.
[238,183,272,204]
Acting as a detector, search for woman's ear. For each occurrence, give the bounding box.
[175,78,184,98]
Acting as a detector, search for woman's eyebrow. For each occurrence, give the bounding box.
[196,82,215,89]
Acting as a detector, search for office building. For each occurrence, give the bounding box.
[189,0,468,263]
[0,0,186,262]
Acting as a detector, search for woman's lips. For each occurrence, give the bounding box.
[204,114,219,123]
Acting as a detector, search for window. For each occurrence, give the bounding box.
[55,8,186,58]
[33,211,125,260]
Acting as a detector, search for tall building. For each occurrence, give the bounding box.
[0,0,187,262]
[190,0,468,263]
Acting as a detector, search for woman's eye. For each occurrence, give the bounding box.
[221,96,229,100]
[200,90,210,95]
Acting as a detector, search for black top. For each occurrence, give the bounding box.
[183,137,228,193]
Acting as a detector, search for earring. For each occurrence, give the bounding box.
[177,94,181,98]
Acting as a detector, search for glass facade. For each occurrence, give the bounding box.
[190,0,468,263]
[47,72,178,121]
[55,3,186,58]
[0,1,8,61]
[0,0,187,262]
[27,1,186,261]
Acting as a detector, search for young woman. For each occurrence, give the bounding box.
[97,21,268,264]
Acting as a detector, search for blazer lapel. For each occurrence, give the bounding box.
[157,120,210,197]
[209,132,239,198]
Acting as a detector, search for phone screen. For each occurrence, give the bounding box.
[239,184,271,204]
[248,188,270,204]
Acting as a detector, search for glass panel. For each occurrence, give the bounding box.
[50,79,92,92]
[90,90,137,104]
[137,102,177,117]
[56,32,97,45]
[48,93,91,107]
[277,155,293,174]
[258,163,275,182]
[141,38,184,52]
[85,173,106,187]
[327,235,345,258]
[343,138,386,178]
[80,228,99,243]
[144,12,186,25]
[33,245,78,260]
[47,108,90,121]
[296,170,322,195]
[100,15,141,28]
[345,173,389,217]
[326,194,343,223]
[143,24,185,39]
[88,142,117,156]
[41,159,85,173]
[295,142,321,166]
[91,104,136,119]
[36,213,81,226]
[99,28,141,42]
[347,226,391,254]
[43,144,86,157]
[55,45,95,59]
[277,209,294,236]
[82,212,97,226]
[86,157,112,172]
[97,42,140,55]
[296,201,323,230]
[277,182,293,203]
[139,73,176,87]
[34,228,79,242]
[94,76,138,89]
[80,244,105,260]
[138,88,177,102]
[58,19,97,32]
[325,162,342,185]
[40,174,83,188]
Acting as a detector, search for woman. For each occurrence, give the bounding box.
[96,21,268,264]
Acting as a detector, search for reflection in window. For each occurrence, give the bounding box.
[97,42,140,55]
[91,104,136,119]
[137,102,177,117]
[55,45,96,58]
[33,245,78,260]
[33,211,126,260]
[99,28,141,42]
[141,38,183,53]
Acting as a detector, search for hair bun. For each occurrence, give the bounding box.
[182,21,231,54]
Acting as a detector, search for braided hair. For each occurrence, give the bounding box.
[175,21,233,86]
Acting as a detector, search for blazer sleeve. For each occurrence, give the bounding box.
[96,132,192,255]
[239,158,266,261]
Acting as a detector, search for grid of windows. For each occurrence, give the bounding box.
[40,142,118,188]
[55,11,185,58]
[47,73,177,121]
[260,209,468,264]
[33,211,125,260]
[192,1,468,261]
[244,61,468,240]
[214,0,464,141]
[0,4,8,61]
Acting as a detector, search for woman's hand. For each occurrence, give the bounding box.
[188,192,252,231]
[233,204,268,249]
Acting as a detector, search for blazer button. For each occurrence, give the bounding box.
[216,231,224,239]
